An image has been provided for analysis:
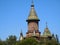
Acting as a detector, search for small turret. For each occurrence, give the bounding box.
[56,34,59,44]
[43,22,51,37]
[20,29,23,41]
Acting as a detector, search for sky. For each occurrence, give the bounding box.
[0,0,60,41]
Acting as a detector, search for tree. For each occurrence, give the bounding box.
[0,39,3,45]
[6,35,17,45]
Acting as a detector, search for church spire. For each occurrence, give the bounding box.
[26,0,40,21]
[43,22,51,37]
[20,29,23,36]
[20,29,23,41]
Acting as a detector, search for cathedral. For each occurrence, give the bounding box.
[20,1,59,42]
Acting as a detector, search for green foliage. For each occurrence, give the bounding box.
[0,35,59,45]
[6,35,17,45]
[16,38,39,45]
[0,40,3,45]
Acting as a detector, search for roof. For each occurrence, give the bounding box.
[43,27,51,37]
[26,1,40,21]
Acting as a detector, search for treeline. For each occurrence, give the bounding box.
[0,35,60,45]
[0,35,17,45]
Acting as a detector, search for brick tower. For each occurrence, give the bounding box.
[26,1,40,38]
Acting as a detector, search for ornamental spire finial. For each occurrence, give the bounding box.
[46,22,48,28]
[31,0,34,7]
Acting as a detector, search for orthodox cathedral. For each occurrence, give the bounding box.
[19,1,59,42]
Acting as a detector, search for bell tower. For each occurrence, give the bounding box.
[26,1,40,37]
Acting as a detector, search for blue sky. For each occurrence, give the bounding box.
[0,0,60,41]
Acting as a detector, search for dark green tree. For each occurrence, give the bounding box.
[6,35,17,45]
[0,39,3,45]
